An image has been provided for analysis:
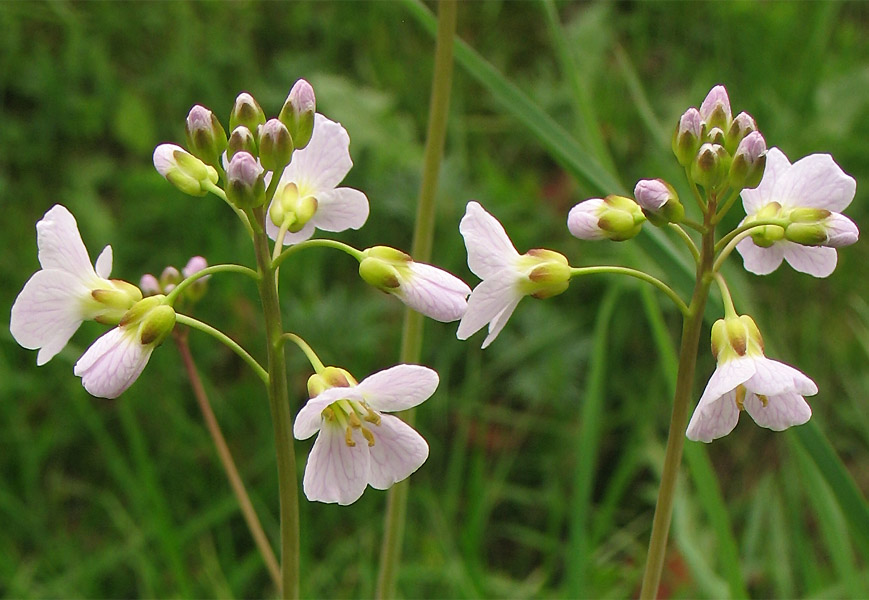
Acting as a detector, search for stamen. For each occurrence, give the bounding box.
[322,406,335,421]
[735,385,746,411]
[363,404,381,425]
[344,426,356,447]
[348,411,362,428]
[757,394,769,407]
[360,426,376,447]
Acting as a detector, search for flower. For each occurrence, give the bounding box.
[74,296,176,399]
[358,246,470,322]
[568,195,646,241]
[11,205,142,366]
[686,314,817,442]
[293,364,438,505]
[457,202,571,348]
[266,114,369,246]
[736,147,858,278]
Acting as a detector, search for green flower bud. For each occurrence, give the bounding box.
[672,107,701,167]
[691,143,730,191]
[517,249,571,299]
[227,126,258,161]
[699,85,732,133]
[725,111,757,155]
[153,144,219,196]
[600,195,646,241]
[184,105,227,166]
[358,246,410,291]
[279,79,315,150]
[225,152,265,209]
[138,305,176,346]
[729,131,766,190]
[229,92,266,133]
[633,178,684,226]
[258,118,294,172]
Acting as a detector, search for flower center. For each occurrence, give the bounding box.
[269,181,318,233]
[322,398,381,447]
[734,385,768,411]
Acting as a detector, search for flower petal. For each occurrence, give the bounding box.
[11,270,91,365]
[94,245,113,279]
[36,205,98,281]
[357,364,439,413]
[397,263,470,322]
[736,236,786,275]
[697,357,756,409]
[482,295,522,349]
[686,388,741,443]
[302,424,369,505]
[293,393,341,440]
[741,147,791,215]
[281,114,352,193]
[744,391,812,431]
[777,153,856,212]
[824,213,859,247]
[746,357,818,397]
[567,199,607,240]
[366,414,429,490]
[456,273,522,344]
[311,187,369,232]
[265,212,317,246]
[782,243,837,278]
[74,328,153,399]
[459,202,520,280]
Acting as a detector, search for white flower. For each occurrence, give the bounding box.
[11,205,141,365]
[686,314,817,442]
[358,246,470,322]
[736,148,858,278]
[293,365,438,505]
[457,202,570,348]
[266,114,369,246]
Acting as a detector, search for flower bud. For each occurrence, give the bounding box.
[160,266,181,293]
[307,366,356,397]
[699,85,732,132]
[705,126,726,147]
[358,246,409,290]
[140,274,161,296]
[227,126,258,161]
[691,143,730,191]
[279,79,316,149]
[138,304,176,346]
[711,314,763,363]
[672,107,702,167]
[229,92,266,133]
[182,256,210,302]
[258,118,294,172]
[225,152,265,209]
[182,256,209,278]
[517,249,572,299]
[568,195,646,241]
[153,144,219,196]
[729,131,767,190]
[633,178,684,226]
[184,105,227,165]
[725,111,757,155]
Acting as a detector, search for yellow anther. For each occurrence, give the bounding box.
[321,406,335,421]
[360,426,376,447]
[344,426,356,447]
[757,394,769,407]
[363,404,381,425]
[348,411,363,428]
[735,385,747,411]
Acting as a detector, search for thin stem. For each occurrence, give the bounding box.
[685,168,706,211]
[203,181,255,238]
[376,1,456,597]
[166,263,259,305]
[173,331,281,590]
[714,273,737,318]
[272,215,296,262]
[667,223,701,264]
[281,333,326,373]
[175,313,268,385]
[251,206,300,599]
[272,238,364,270]
[680,218,706,233]
[639,194,716,598]
[712,188,742,224]
[570,266,689,316]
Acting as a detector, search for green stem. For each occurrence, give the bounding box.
[570,266,689,316]
[272,238,364,270]
[714,273,738,318]
[667,223,701,264]
[281,333,326,373]
[165,263,259,305]
[203,181,255,238]
[712,188,742,224]
[376,1,456,597]
[639,195,716,598]
[173,330,282,590]
[251,206,300,599]
[175,313,268,385]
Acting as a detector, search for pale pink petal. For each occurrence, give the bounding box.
[699,85,732,124]
[311,187,369,232]
[11,270,91,366]
[366,415,429,490]
[736,237,786,275]
[782,243,837,278]
[744,392,812,431]
[567,199,606,240]
[481,296,522,349]
[696,358,756,409]
[152,144,183,177]
[686,388,741,443]
[396,263,470,322]
[741,148,791,215]
[280,114,352,193]
[36,205,98,279]
[747,357,818,397]
[824,213,859,247]
[294,392,349,440]
[459,202,520,279]
[74,328,153,399]
[456,273,522,343]
[777,153,856,212]
[357,365,439,413]
[94,245,113,279]
[302,424,369,505]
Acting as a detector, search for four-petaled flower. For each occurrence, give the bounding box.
[266,114,369,246]
[687,314,817,442]
[11,205,142,365]
[457,202,571,348]
[737,147,858,278]
[294,364,437,505]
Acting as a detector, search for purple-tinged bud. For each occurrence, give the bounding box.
[182,256,209,278]
[567,195,645,242]
[279,79,316,149]
[672,107,702,167]
[140,274,161,296]
[181,256,210,302]
[258,118,294,172]
[726,111,757,154]
[822,213,859,247]
[227,126,258,161]
[229,92,266,133]
[153,144,218,196]
[691,143,730,192]
[226,152,265,209]
[705,127,726,147]
[160,266,181,294]
[185,105,227,165]
[729,131,767,190]
[699,85,732,132]
[634,178,684,225]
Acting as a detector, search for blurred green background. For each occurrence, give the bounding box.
[2,1,868,597]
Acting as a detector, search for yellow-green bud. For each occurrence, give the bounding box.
[599,195,646,241]
[225,152,266,209]
[729,131,766,190]
[185,105,227,166]
[229,92,266,134]
[91,280,144,325]
[358,246,411,291]
[711,314,763,363]
[258,119,294,172]
[691,143,730,191]
[227,126,258,161]
[279,79,315,150]
[672,107,701,167]
[138,305,176,346]
[517,249,571,299]
[307,366,356,397]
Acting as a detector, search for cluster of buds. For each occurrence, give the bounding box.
[141,256,210,310]
[672,85,767,193]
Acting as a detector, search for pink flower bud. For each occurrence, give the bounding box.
[699,84,732,130]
